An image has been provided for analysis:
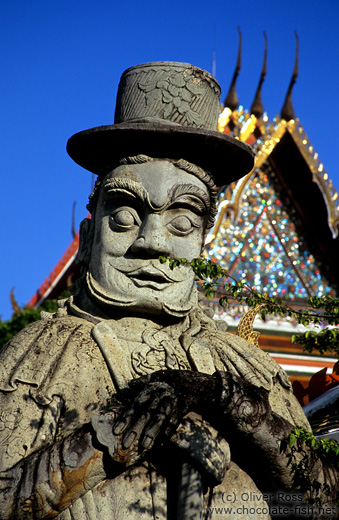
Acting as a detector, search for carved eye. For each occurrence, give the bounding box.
[110,207,141,230]
[167,215,196,236]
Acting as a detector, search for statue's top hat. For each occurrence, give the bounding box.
[67,61,254,185]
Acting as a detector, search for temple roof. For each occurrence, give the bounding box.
[207,112,339,299]
[27,232,80,308]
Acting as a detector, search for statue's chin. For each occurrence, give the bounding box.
[85,271,197,318]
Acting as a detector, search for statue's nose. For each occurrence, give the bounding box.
[130,214,171,256]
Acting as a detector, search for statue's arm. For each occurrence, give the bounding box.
[0,422,108,520]
[217,371,339,502]
[0,317,117,519]
[117,369,339,504]
[0,419,109,520]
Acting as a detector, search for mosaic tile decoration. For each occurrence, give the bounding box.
[205,163,335,300]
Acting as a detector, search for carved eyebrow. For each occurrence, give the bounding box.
[102,177,150,204]
[102,178,210,214]
[168,184,210,214]
[102,177,168,211]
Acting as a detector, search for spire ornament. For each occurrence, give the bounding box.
[224,27,242,111]
[250,32,268,119]
[281,32,299,121]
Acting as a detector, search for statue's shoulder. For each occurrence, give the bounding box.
[0,311,95,392]
[193,307,291,391]
[1,310,92,355]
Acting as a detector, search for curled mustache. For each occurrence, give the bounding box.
[111,259,190,282]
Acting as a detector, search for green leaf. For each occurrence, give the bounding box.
[289,433,295,448]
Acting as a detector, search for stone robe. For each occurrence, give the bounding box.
[0,299,314,519]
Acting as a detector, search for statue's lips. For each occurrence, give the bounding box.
[118,266,180,289]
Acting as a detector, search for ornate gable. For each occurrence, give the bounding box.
[205,110,339,300]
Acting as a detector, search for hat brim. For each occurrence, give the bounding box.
[67,122,254,186]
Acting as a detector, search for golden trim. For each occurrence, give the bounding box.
[286,120,339,238]
[237,304,265,346]
[205,172,254,246]
[213,110,339,240]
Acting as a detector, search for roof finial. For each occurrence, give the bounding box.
[281,32,299,121]
[224,27,242,111]
[250,31,268,119]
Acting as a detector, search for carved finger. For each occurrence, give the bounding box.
[113,389,159,435]
[113,407,136,435]
[122,411,151,449]
[125,393,176,450]
[140,400,175,450]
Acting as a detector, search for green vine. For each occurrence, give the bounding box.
[291,328,339,356]
[285,427,339,504]
[159,256,339,356]
[288,427,339,465]
[159,256,339,472]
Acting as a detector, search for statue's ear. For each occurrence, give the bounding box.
[76,217,94,266]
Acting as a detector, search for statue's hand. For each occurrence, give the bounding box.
[170,412,231,486]
[112,370,221,457]
[113,381,178,453]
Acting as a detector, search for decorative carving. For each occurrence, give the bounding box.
[131,328,188,375]
[237,303,264,346]
[113,62,222,133]
[139,70,207,126]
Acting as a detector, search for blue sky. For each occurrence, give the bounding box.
[1,0,338,320]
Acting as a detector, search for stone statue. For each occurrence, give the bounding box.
[0,62,338,519]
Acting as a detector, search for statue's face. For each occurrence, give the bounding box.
[86,160,210,317]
